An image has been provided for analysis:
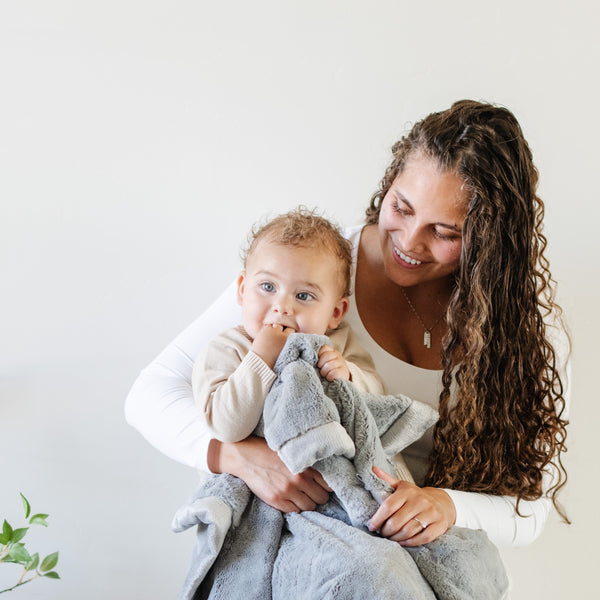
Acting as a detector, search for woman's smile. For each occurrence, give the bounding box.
[393,246,424,267]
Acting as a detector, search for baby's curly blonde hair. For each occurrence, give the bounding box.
[243,207,353,297]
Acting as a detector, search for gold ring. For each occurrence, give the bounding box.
[412,517,427,530]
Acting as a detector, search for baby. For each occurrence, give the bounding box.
[192,207,385,444]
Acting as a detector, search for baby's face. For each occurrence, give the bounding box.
[237,240,348,340]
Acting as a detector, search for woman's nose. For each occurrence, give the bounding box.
[401,224,425,252]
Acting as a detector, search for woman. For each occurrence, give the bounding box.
[126,100,569,549]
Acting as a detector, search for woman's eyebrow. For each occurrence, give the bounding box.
[435,222,462,232]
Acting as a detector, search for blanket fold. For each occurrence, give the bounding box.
[173,333,508,600]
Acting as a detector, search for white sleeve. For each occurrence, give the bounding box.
[124,280,240,470]
[444,489,552,547]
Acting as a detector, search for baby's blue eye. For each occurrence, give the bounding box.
[260,282,275,292]
[296,292,312,301]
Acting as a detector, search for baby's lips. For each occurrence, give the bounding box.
[265,322,295,331]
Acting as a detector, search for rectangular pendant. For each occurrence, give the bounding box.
[424,330,431,349]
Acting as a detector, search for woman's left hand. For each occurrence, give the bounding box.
[368,466,456,546]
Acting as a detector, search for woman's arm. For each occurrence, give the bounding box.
[125,280,240,470]
[368,470,551,548]
[445,489,552,547]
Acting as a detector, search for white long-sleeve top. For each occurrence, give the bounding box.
[125,225,570,548]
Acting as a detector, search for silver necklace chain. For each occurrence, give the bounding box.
[400,287,446,349]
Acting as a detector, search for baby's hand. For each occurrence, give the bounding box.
[317,345,350,382]
[252,324,296,369]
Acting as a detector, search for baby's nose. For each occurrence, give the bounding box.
[273,297,292,314]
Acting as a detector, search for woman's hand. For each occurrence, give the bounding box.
[368,466,456,546]
[208,436,332,513]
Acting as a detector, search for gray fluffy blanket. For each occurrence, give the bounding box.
[173,334,509,600]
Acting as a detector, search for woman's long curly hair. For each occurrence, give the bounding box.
[366,100,569,519]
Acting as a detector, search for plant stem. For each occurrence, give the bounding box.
[0,575,38,594]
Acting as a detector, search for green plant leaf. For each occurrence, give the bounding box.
[40,551,59,572]
[29,513,49,527]
[26,552,40,572]
[43,571,60,579]
[8,543,31,563]
[2,520,14,542]
[0,532,8,545]
[20,493,31,519]
[11,527,29,543]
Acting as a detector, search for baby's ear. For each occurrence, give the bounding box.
[236,271,246,306]
[328,297,349,330]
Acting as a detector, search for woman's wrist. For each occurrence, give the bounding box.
[207,437,251,477]
[431,487,457,525]
[207,438,224,474]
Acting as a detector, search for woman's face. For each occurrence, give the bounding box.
[378,153,469,289]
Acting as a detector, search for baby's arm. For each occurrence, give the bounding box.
[193,329,277,443]
[194,324,296,443]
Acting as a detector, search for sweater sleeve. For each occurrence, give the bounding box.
[192,329,276,443]
[124,280,240,471]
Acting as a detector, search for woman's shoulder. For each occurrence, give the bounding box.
[342,224,364,245]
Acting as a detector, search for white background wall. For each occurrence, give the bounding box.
[1,1,597,598]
